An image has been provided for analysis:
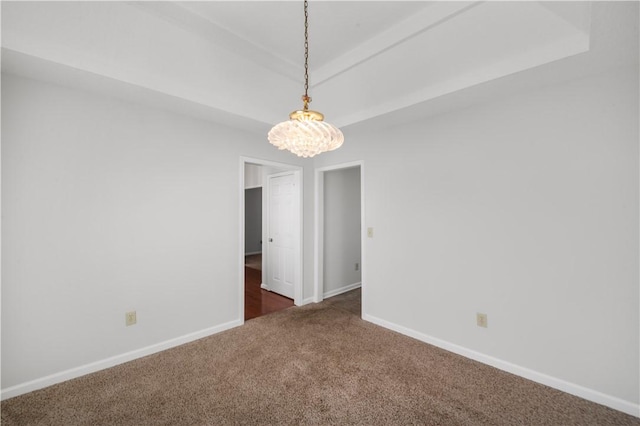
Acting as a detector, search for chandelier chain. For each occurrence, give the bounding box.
[266,0,344,158]
[303,0,309,102]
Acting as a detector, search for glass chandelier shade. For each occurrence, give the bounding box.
[268,108,344,158]
[267,0,343,158]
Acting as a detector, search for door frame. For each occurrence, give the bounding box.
[314,160,365,310]
[239,157,303,323]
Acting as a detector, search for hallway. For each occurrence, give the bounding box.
[244,254,293,321]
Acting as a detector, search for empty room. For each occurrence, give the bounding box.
[1,1,639,424]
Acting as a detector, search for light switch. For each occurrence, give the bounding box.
[367,227,374,238]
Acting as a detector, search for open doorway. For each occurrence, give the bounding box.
[314,161,365,315]
[240,158,303,322]
[244,258,293,320]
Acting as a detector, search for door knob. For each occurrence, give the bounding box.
[269,238,273,242]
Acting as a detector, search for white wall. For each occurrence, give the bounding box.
[244,164,263,255]
[244,163,263,189]
[0,73,308,392]
[244,188,262,255]
[323,167,361,297]
[314,65,639,411]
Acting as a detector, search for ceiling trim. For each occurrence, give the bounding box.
[333,29,590,128]
[312,1,482,88]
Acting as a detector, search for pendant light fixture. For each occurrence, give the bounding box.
[268,0,344,158]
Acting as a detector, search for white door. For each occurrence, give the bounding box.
[266,172,298,299]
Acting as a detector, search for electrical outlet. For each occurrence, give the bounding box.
[355,263,359,271]
[477,313,488,328]
[126,311,137,326]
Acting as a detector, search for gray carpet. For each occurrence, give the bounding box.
[2,289,638,425]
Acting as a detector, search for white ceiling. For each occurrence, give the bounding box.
[179,1,431,70]
[1,2,638,132]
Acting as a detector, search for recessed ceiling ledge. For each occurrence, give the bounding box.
[311,1,482,89]
[332,30,591,129]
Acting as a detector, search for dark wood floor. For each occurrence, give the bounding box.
[245,261,293,321]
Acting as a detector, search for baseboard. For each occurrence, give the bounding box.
[362,313,639,418]
[323,282,361,299]
[1,319,243,401]
[259,283,309,306]
[298,297,315,306]
[245,251,262,256]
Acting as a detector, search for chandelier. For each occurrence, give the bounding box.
[268,0,344,158]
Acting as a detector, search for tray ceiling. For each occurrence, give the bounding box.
[1,2,638,131]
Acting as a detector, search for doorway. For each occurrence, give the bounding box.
[314,161,365,314]
[240,158,303,322]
